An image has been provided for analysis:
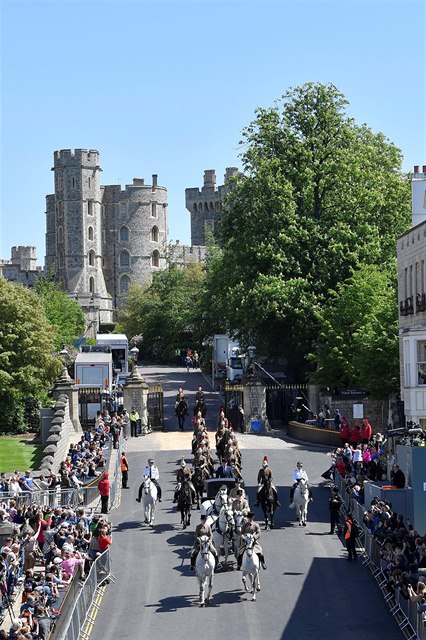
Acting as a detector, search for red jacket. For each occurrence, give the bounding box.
[361,421,372,440]
[98,477,110,497]
[349,425,360,444]
[340,424,351,442]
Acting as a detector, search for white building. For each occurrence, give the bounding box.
[397,165,426,427]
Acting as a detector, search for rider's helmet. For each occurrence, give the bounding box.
[297,461,303,468]
[262,455,269,467]
[148,458,154,465]
[180,458,186,468]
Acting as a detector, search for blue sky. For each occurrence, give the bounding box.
[1,0,425,262]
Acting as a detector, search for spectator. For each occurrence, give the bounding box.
[391,464,406,489]
[98,473,110,514]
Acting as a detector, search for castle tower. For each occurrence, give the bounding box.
[45,149,113,335]
[411,165,426,227]
[185,168,240,245]
[102,175,168,309]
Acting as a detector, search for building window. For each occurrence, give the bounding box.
[193,203,198,212]
[120,275,131,294]
[89,277,95,293]
[120,203,127,217]
[72,177,75,188]
[151,202,157,218]
[417,340,426,385]
[151,250,160,267]
[119,226,129,242]
[88,250,95,266]
[120,250,130,267]
[57,226,64,243]
[88,177,91,188]
[88,200,93,216]
[88,226,94,240]
[58,252,64,268]
[151,226,159,242]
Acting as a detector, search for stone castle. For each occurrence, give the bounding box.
[0,148,239,336]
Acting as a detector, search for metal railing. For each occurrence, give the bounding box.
[334,473,425,639]
[49,550,112,640]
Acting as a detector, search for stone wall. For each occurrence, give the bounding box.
[39,395,78,474]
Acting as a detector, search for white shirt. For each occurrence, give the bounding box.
[143,465,159,480]
[293,468,309,483]
[352,450,362,463]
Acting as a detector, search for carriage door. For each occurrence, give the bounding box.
[224,383,244,433]
[147,384,164,431]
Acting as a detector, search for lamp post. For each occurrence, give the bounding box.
[130,346,140,371]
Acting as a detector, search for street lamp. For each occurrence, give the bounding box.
[130,346,139,369]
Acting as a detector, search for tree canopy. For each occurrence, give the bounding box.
[116,263,205,361]
[36,278,86,351]
[208,82,411,379]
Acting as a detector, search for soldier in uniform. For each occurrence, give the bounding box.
[255,456,279,507]
[227,446,242,480]
[236,512,267,570]
[289,461,313,505]
[190,514,218,570]
[173,458,196,504]
[231,489,250,516]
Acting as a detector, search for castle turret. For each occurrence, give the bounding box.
[185,168,240,245]
[45,149,113,335]
[412,165,426,227]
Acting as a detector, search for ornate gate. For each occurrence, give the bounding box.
[224,383,245,433]
[147,384,164,431]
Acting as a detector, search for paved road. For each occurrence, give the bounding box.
[89,366,402,640]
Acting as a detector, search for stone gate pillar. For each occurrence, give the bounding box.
[242,372,269,432]
[123,367,149,431]
[51,367,82,434]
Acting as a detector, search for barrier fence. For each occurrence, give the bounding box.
[334,473,425,639]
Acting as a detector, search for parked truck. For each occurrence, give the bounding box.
[75,350,113,422]
[212,334,242,385]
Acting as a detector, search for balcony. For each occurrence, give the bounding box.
[416,293,426,313]
[400,296,414,316]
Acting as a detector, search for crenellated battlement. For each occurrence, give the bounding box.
[53,148,100,168]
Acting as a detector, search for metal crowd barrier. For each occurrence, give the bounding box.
[333,472,425,639]
[49,550,112,640]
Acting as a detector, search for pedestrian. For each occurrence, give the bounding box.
[129,407,140,438]
[98,472,110,514]
[343,512,358,561]
[120,452,129,489]
[391,464,406,489]
[328,487,342,534]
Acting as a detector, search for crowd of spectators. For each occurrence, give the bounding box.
[324,420,426,614]
[0,409,116,638]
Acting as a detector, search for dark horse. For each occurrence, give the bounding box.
[176,480,192,529]
[259,478,277,530]
[193,466,207,509]
[175,398,188,431]
[193,400,207,418]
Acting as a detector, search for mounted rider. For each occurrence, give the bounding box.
[136,458,162,502]
[193,448,210,479]
[236,512,267,570]
[227,446,242,480]
[216,408,229,429]
[231,489,250,516]
[173,458,196,504]
[175,387,188,431]
[289,461,313,506]
[190,514,218,570]
[254,456,279,507]
[228,478,247,503]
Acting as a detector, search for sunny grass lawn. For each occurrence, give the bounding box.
[0,437,45,473]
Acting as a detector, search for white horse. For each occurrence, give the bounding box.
[141,476,158,526]
[200,487,228,518]
[232,510,245,557]
[195,535,215,606]
[293,478,309,526]
[212,504,235,567]
[241,533,260,601]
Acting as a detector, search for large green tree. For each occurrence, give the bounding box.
[116,264,205,362]
[309,265,400,398]
[210,82,411,378]
[0,279,62,432]
[36,278,86,351]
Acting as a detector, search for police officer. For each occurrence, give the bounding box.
[136,458,162,502]
[120,451,129,489]
[289,461,312,505]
